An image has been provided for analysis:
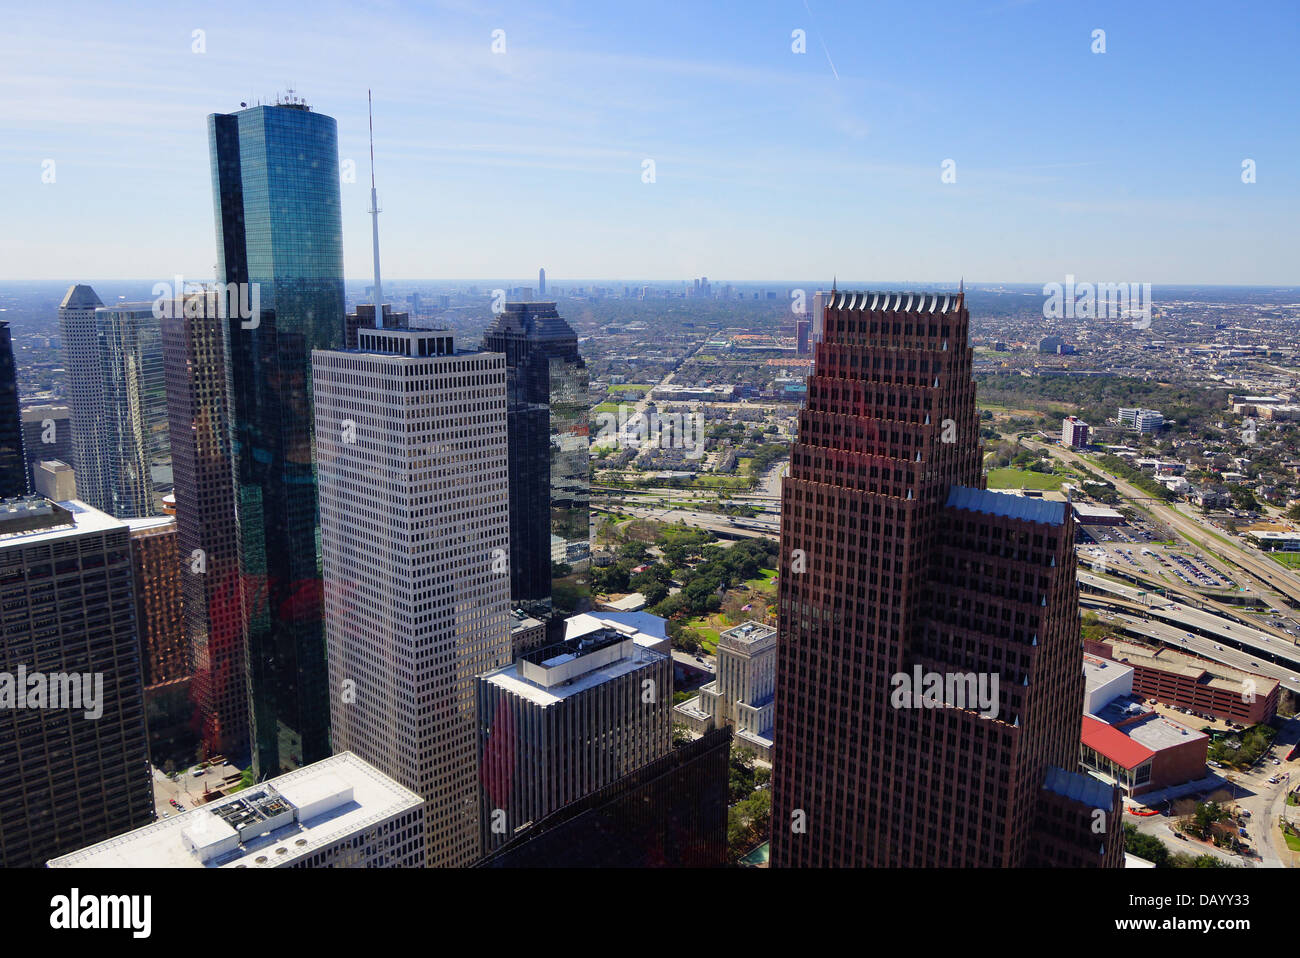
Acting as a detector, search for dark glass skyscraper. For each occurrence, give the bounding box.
[482,303,589,611]
[209,98,345,776]
[0,323,26,498]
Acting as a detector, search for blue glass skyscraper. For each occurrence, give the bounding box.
[208,96,345,776]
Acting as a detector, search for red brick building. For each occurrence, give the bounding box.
[772,286,1121,868]
[1086,638,1278,726]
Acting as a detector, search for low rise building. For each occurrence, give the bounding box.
[48,752,425,868]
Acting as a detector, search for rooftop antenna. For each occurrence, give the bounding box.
[368,89,384,326]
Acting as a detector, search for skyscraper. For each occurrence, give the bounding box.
[0,323,27,497]
[57,284,108,510]
[314,327,512,867]
[209,96,346,776]
[161,294,249,760]
[96,303,172,517]
[477,624,671,855]
[57,289,171,519]
[772,287,1121,868]
[538,267,546,296]
[0,497,153,867]
[482,302,589,611]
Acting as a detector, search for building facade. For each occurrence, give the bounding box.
[0,498,153,867]
[161,295,250,761]
[772,287,1121,868]
[0,324,26,498]
[477,627,672,854]
[21,405,74,492]
[482,302,590,610]
[478,726,730,868]
[96,304,173,518]
[1086,637,1278,725]
[124,516,192,761]
[209,98,346,776]
[315,328,511,867]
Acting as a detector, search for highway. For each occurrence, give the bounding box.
[1082,600,1300,695]
[1027,439,1300,609]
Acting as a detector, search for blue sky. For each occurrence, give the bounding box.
[2,0,1297,284]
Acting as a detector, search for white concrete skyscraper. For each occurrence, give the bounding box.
[56,287,171,519]
[56,284,107,511]
[313,327,512,867]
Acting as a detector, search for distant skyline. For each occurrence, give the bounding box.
[2,0,1297,284]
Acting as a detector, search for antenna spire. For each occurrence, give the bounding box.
[367,89,384,325]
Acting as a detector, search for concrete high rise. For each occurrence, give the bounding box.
[538,267,546,296]
[209,96,346,776]
[477,623,671,855]
[58,290,171,518]
[482,302,590,612]
[772,287,1121,868]
[314,327,512,867]
[161,294,249,760]
[57,284,107,511]
[0,498,153,867]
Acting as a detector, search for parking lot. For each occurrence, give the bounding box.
[150,761,243,820]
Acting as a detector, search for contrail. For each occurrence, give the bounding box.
[803,0,839,79]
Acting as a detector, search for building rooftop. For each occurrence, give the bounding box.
[1103,638,1278,695]
[47,753,423,868]
[947,485,1067,526]
[0,498,119,544]
[58,283,102,310]
[1081,715,1155,769]
[485,631,665,707]
[1083,655,1134,697]
[824,289,962,314]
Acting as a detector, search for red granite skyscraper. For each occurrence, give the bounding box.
[772,286,1121,867]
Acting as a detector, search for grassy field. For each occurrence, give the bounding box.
[686,617,722,653]
[744,569,778,594]
[608,383,654,392]
[593,402,621,414]
[1267,552,1300,570]
[985,467,1067,490]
